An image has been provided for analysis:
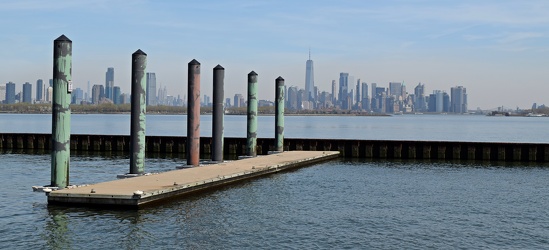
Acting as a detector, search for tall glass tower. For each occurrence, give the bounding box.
[36,79,44,102]
[105,67,114,100]
[339,73,349,110]
[305,50,314,102]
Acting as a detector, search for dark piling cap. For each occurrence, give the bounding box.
[55,34,72,42]
[133,49,147,56]
[276,76,284,81]
[214,64,224,70]
[189,59,200,65]
[248,71,258,76]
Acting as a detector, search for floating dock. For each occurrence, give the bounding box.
[47,151,339,208]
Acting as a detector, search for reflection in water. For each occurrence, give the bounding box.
[45,208,70,250]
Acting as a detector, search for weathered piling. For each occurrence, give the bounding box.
[51,35,72,188]
[212,65,225,162]
[275,76,285,152]
[246,71,258,157]
[129,50,147,174]
[187,59,201,165]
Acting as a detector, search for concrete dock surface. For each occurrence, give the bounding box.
[47,151,340,208]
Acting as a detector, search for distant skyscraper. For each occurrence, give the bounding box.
[331,80,336,104]
[433,90,444,113]
[389,82,403,98]
[113,86,121,104]
[36,79,44,102]
[87,81,91,102]
[105,67,114,100]
[355,79,361,108]
[338,73,349,109]
[414,83,426,112]
[71,88,84,104]
[49,79,53,87]
[287,87,298,110]
[22,82,32,103]
[146,72,157,106]
[450,86,467,113]
[46,87,53,103]
[361,82,369,110]
[305,50,314,101]
[92,84,105,104]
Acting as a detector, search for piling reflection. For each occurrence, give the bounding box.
[44,208,70,250]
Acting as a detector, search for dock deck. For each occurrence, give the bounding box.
[47,151,340,208]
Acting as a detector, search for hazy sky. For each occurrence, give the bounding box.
[1,0,548,109]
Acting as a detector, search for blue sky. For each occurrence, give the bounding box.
[1,0,548,109]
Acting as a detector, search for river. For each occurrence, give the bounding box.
[1,114,549,249]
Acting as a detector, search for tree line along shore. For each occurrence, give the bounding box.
[0,103,387,116]
[2,103,546,116]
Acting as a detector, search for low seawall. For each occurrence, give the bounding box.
[2,133,549,162]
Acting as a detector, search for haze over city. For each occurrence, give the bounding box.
[1,0,548,110]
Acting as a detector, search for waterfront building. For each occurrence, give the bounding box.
[451,86,467,113]
[105,67,114,100]
[146,73,157,106]
[225,98,231,107]
[5,82,15,104]
[305,51,315,102]
[36,79,44,102]
[22,82,32,103]
[46,87,53,103]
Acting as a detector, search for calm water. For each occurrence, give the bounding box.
[1,113,549,142]
[2,114,549,248]
[1,153,549,249]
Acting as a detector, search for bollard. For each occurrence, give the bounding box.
[246,71,258,157]
[212,65,225,162]
[51,35,72,188]
[275,76,285,152]
[129,49,147,174]
[187,59,201,166]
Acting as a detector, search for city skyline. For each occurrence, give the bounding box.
[0,1,548,109]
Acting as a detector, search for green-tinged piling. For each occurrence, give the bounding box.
[51,35,72,188]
